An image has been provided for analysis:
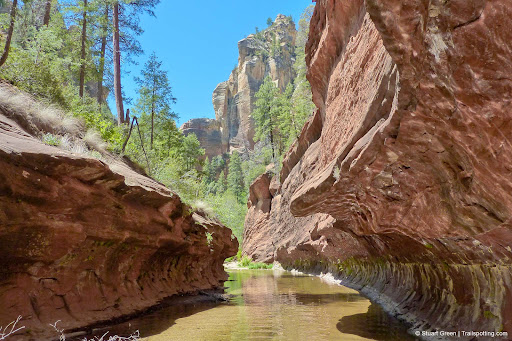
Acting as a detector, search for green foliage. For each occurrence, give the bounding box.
[253,76,279,157]
[180,133,205,170]
[227,151,245,203]
[239,255,252,267]
[0,1,124,151]
[248,262,273,270]
[134,52,177,123]
[238,255,273,269]
[205,232,213,247]
[0,1,317,249]
[266,17,273,27]
[251,5,316,162]
[203,190,246,241]
[42,133,61,146]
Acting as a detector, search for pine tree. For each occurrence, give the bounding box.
[96,3,109,106]
[227,151,245,203]
[78,0,88,98]
[43,0,53,26]
[216,170,227,194]
[276,83,293,153]
[112,1,123,123]
[111,0,160,124]
[134,52,177,150]
[253,76,279,159]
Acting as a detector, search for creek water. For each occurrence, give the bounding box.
[82,269,418,341]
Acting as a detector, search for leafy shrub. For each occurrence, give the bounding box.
[42,133,61,146]
[239,255,252,267]
[248,262,273,270]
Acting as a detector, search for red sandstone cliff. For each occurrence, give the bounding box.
[243,0,512,337]
[0,85,237,339]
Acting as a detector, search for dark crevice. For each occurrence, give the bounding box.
[453,11,483,30]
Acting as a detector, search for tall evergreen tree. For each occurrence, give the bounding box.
[290,4,316,140]
[227,151,245,203]
[96,3,109,106]
[134,52,176,149]
[112,1,123,123]
[78,0,88,98]
[253,76,279,159]
[111,0,160,125]
[43,0,52,26]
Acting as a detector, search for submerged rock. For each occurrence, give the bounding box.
[243,0,512,336]
[0,85,238,339]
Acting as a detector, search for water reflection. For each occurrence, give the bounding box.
[77,269,416,341]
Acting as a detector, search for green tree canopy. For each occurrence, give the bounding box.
[134,52,177,149]
[227,151,245,203]
[253,76,279,158]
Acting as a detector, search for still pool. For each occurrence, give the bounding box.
[82,269,417,341]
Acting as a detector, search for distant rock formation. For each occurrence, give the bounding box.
[180,118,222,160]
[243,0,512,336]
[0,84,237,339]
[182,14,296,156]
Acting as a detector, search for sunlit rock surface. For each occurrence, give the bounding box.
[183,14,297,156]
[243,0,512,336]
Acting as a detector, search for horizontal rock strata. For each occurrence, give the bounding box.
[0,90,237,339]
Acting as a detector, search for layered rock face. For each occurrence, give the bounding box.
[183,14,297,156]
[244,0,512,336]
[180,118,222,160]
[0,89,237,339]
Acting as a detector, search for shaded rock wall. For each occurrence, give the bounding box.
[0,90,237,339]
[180,118,222,160]
[183,14,297,156]
[243,0,512,336]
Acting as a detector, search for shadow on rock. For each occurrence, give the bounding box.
[337,303,418,341]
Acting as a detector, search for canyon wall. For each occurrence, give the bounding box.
[0,85,237,339]
[182,14,297,156]
[180,118,223,160]
[243,0,512,337]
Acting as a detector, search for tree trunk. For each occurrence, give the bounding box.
[78,0,87,98]
[43,0,51,26]
[97,5,108,106]
[151,86,155,149]
[113,2,124,124]
[0,0,18,68]
[268,107,275,159]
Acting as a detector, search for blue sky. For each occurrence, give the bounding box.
[112,0,315,126]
